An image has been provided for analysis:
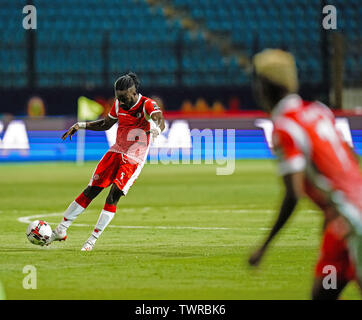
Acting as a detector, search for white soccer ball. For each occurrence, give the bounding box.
[26,220,52,246]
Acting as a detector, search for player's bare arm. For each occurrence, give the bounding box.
[248,172,304,266]
[61,115,117,141]
[151,111,165,132]
[148,111,165,141]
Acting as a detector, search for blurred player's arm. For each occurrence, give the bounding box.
[248,172,304,266]
[61,115,117,141]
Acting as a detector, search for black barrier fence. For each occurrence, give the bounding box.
[0,84,327,116]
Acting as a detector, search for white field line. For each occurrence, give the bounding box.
[17,212,239,231]
[16,208,319,231]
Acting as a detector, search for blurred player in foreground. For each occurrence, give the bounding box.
[248,49,362,299]
[48,72,165,251]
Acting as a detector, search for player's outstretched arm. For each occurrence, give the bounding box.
[83,115,118,131]
[61,115,117,141]
[248,172,303,266]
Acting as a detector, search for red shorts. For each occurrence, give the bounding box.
[315,221,355,282]
[89,151,143,195]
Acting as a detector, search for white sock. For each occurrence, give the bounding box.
[89,209,115,243]
[57,201,85,232]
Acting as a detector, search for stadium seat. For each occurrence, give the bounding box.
[0,0,360,88]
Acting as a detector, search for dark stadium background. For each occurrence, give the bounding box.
[0,0,361,162]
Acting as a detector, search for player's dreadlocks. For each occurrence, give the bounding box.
[114,72,140,92]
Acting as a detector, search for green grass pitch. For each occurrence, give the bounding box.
[0,160,360,300]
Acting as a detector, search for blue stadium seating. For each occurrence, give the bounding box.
[0,0,360,88]
[171,0,360,86]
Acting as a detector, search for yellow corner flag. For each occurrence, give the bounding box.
[77,96,104,121]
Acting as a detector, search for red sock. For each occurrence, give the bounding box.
[75,192,92,209]
[104,203,117,213]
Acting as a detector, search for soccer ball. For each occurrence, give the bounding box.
[26,220,52,246]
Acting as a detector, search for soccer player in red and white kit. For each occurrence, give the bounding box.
[48,72,165,251]
[248,49,362,299]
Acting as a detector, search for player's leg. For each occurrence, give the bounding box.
[81,184,124,251]
[81,154,142,251]
[51,186,104,240]
[312,220,353,300]
[346,232,362,293]
[311,276,348,300]
[48,152,116,244]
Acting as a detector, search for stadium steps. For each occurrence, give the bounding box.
[144,0,251,71]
